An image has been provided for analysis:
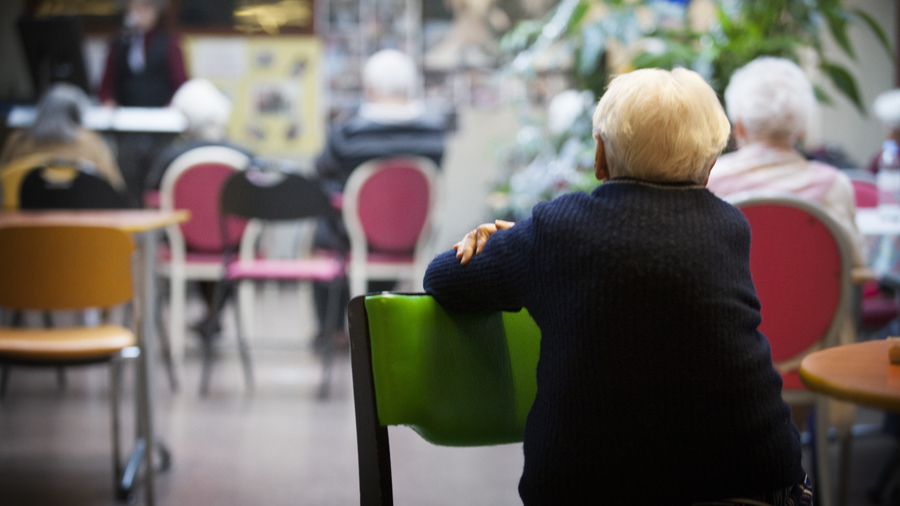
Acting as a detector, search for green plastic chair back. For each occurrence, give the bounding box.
[361,293,541,446]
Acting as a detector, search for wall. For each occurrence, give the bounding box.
[812,0,896,167]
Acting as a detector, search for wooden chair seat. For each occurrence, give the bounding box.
[0,324,135,362]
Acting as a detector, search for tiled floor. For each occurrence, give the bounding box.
[0,285,898,506]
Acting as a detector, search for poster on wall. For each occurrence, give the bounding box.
[185,36,322,157]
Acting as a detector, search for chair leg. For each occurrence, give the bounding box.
[155,291,179,392]
[815,397,834,506]
[109,357,123,493]
[233,280,254,392]
[317,278,343,400]
[56,367,67,392]
[169,269,187,366]
[199,328,215,397]
[0,365,9,397]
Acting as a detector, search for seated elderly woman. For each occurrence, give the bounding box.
[424,68,809,505]
[145,78,253,191]
[0,83,125,190]
[707,56,866,266]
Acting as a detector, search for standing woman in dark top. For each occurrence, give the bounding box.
[99,0,188,202]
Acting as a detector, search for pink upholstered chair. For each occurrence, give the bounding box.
[846,173,897,334]
[157,146,251,364]
[729,193,855,506]
[342,156,441,297]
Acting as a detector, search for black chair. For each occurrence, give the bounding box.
[19,163,136,210]
[199,168,347,397]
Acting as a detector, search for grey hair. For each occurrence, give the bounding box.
[592,68,730,184]
[362,49,417,100]
[170,79,232,141]
[874,89,900,130]
[724,57,813,144]
[29,83,89,144]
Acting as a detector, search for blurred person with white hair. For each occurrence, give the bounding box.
[145,78,253,190]
[315,49,445,194]
[864,89,900,173]
[707,56,865,267]
[424,68,810,505]
[0,83,126,190]
[311,49,446,348]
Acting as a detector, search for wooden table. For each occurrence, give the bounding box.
[799,340,900,413]
[0,209,189,505]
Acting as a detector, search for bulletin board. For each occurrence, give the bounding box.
[183,36,323,157]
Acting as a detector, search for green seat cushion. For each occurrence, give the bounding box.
[365,294,541,446]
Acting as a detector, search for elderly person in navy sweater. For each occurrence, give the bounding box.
[424,68,809,505]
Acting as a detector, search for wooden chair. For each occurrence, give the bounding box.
[728,193,856,506]
[342,157,441,297]
[348,293,541,505]
[157,146,251,365]
[0,225,159,502]
[198,168,346,397]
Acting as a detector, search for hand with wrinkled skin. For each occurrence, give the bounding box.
[453,220,515,265]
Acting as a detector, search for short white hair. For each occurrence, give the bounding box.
[592,68,730,183]
[362,49,417,99]
[724,57,813,144]
[170,79,232,141]
[874,89,900,130]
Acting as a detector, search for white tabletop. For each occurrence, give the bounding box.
[856,208,900,236]
[7,105,186,133]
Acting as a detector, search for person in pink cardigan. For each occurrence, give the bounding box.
[707,56,866,267]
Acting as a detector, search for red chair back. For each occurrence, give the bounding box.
[172,162,246,253]
[355,160,432,254]
[732,195,851,367]
[851,179,878,208]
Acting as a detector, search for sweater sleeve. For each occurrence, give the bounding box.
[423,217,536,313]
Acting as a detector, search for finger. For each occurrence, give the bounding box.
[495,220,515,230]
[458,232,477,264]
[474,224,497,255]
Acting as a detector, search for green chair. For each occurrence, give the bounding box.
[348,293,541,505]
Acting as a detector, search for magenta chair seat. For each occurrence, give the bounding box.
[226,256,345,282]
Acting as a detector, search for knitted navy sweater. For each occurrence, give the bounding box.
[423,178,803,505]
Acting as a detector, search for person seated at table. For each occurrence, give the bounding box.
[424,68,810,505]
[865,88,900,174]
[0,83,126,191]
[311,49,447,349]
[145,78,253,194]
[706,56,866,266]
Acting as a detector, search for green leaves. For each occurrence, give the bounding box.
[820,61,865,115]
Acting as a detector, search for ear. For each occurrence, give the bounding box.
[701,157,718,187]
[594,134,610,181]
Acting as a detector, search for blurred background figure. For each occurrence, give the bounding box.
[99,0,187,109]
[146,78,253,192]
[867,89,900,174]
[315,49,445,195]
[0,82,125,191]
[707,56,866,267]
[313,49,446,347]
[99,0,188,203]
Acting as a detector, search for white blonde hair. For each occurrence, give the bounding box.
[362,49,417,100]
[592,68,730,183]
[724,57,813,144]
[171,79,232,141]
[874,89,900,130]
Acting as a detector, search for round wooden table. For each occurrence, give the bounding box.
[799,340,900,413]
